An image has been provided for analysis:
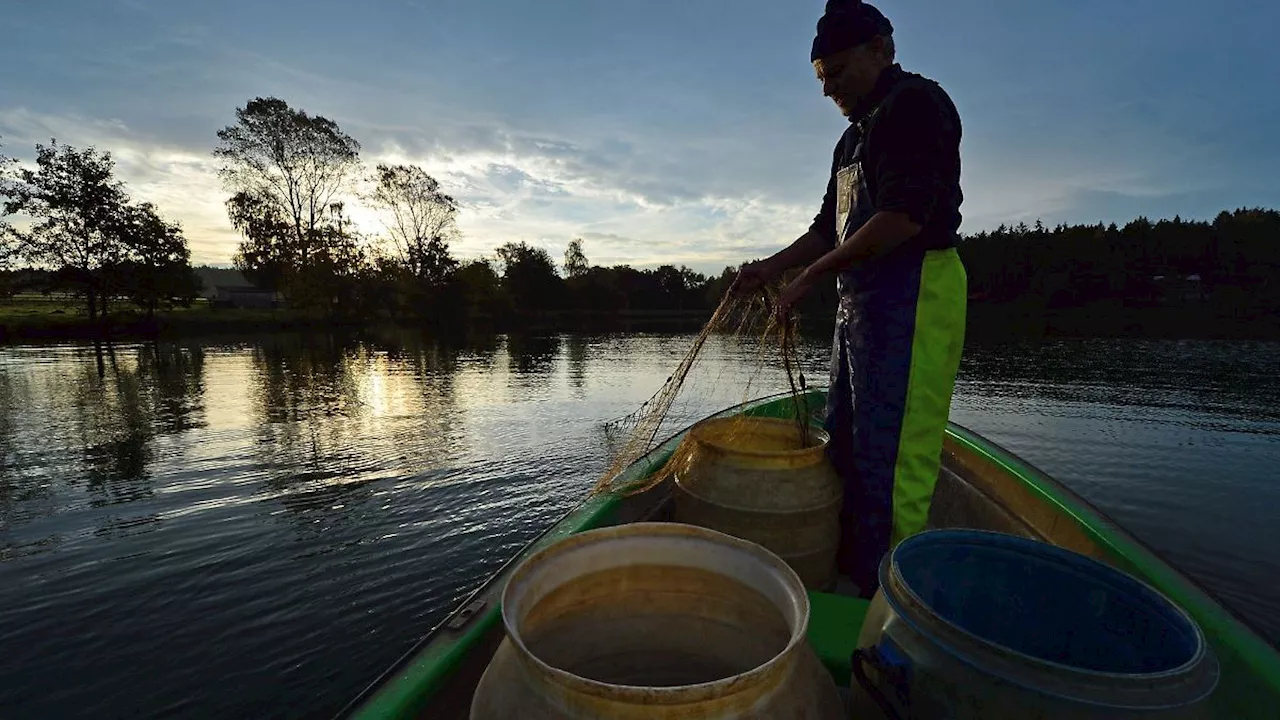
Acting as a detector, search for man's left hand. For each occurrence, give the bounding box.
[776,269,816,325]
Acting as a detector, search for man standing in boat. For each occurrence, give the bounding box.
[734,0,967,597]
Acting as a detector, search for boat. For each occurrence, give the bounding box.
[334,389,1280,719]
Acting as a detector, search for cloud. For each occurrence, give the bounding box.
[351,124,818,273]
[7,89,1229,278]
[2,104,779,271]
[0,3,828,274]
[0,107,237,264]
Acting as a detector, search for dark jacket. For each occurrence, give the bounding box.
[809,64,963,283]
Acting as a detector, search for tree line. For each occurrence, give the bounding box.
[958,210,1280,335]
[204,96,736,324]
[205,95,1280,331]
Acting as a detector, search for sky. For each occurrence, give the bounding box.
[2,0,1278,275]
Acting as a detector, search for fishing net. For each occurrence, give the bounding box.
[591,283,818,498]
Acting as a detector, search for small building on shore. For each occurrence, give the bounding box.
[212,285,281,309]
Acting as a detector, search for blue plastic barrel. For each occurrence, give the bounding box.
[854,529,1219,719]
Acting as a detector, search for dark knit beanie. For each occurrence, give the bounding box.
[811,0,894,62]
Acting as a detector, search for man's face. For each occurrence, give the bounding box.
[813,38,889,117]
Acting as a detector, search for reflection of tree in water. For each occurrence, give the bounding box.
[383,329,468,473]
[459,327,500,369]
[566,334,589,393]
[246,330,479,530]
[2,341,208,550]
[250,335,364,490]
[506,333,561,375]
[245,333,444,523]
[375,325,496,368]
[472,328,501,353]
[373,327,463,380]
[0,370,33,530]
[252,335,357,425]
[71,354,156,507]
[68,342,209,507]
[135,342,207,435]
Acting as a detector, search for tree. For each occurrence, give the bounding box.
[114,201,201,315]
[647,264,707,310]
[1211,208,1280,286]
[305,202,369,315]
[566,265,627,314]
[368,163,460,285]
[229,192,366,312]
[495,241,563,313]
[953,207,1280,335]
[214,97,363,304]
[1,140,129,320]
[227,189,295,291]
[0,136,17,269]
[456,258,502,320]
[357,248,405,319]
[563,238,589,279]
[563,239,632,313]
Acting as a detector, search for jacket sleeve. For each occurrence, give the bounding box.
[807,140,843,246]
[869,84,959,227]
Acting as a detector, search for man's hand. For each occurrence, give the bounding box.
[773,211,922,321]
[728,230,831,298]
[730,258,782,296]
[776,268,817,325]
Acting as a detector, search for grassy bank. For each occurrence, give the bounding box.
[5,294,1276,345]
[0,296,722,344]
[0,296,349,344]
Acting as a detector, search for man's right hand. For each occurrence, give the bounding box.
[730,259,780,296]
[728,230,829,297]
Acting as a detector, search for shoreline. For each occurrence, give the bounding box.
[3,302,1277,346]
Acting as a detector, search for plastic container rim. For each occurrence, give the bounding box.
[689,416,831,459]
[499,521,814,705]
[876,528,1218,706]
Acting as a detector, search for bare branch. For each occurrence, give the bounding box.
[367,163,460,283]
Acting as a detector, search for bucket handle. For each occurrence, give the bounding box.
[850,647,908,720]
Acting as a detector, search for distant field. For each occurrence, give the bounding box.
[0,294,321,343]
[0,294,213,320]
[0,294,93,324]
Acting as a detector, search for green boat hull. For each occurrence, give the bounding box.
[336,389,1280,719]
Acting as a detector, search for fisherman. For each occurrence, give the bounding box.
[734,0,967,597]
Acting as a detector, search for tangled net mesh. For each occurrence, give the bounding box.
[590,284,817,499]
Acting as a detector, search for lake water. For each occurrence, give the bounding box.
[1,330,1278,718]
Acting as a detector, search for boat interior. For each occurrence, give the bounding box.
[408,428,1114,719]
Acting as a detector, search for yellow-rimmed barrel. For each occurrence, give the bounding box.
[672,416,843,590]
